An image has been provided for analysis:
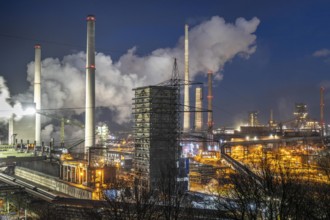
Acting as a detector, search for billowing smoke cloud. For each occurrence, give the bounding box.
[313,48,330,64]
[313,48,330,57]
[0,76,26,121]
[16,16,260,140]
[40,124,54,141]
[41,124,84,145]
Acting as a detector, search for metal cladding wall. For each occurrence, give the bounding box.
[19,160,59,177]
[15,167,93,199]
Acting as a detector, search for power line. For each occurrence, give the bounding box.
[0,31,151,52]
[0,33,126,55]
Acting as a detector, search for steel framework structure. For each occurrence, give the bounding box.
[133,59,182,192]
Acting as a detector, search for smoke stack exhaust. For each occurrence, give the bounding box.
[195,87,203,132]
[34,44,41,146]
[183,24,190,132]
[85,15,96,154]
[207,70,213,132]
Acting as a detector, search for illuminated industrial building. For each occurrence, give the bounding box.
[294,103,308,128]
[96,122,110,146]
[0,12,329,220]
[133,85,188,192]
[249,111,259,127]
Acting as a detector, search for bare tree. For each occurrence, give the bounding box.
[214,170,263,219]
[317,151,330,181]
[28,201,61,220]
[102,178,160,220]
[157,165,188,220]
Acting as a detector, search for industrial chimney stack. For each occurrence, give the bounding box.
[320,87,325,136]
[183,24,190,132]
[195,87,203,132]
[207,70,213,132]
[85,15,96,155]
[34,44,41,146]
[269,109,274,127]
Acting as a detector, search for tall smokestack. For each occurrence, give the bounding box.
[34,44,41,146]
[195,87,203,132]
[8,116,14,145]
[85,15,96,154]
[183,24,190,132]
[207,70,213,132]
[269,109,274,126]
[320,87,325,136]
[270,109,273,122]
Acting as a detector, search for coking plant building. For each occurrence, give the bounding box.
[133,85,187,192]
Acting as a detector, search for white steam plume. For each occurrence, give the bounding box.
[0,76,26,121]
[313,48,330,57]
[15,16,259,140]
[41,124,84,145]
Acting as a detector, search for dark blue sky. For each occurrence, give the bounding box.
[1,0,330,128]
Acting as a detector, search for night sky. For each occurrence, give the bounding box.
[1,0,330,132]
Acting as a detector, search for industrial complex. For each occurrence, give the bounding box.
[0,14,329,220]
